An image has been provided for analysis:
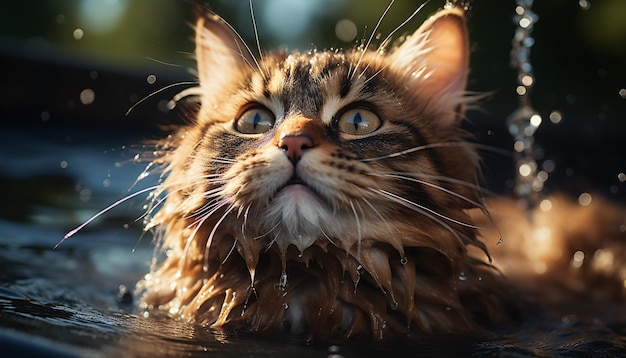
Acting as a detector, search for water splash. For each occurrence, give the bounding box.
[507,0,545,207]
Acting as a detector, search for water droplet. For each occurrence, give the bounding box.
[539,199,552,212]
[619,88,626,99]
[282,303,289,310]
[73,28,84,40]
[458,271,467,281]
[335,19,357,42]
[618,172,626,182]
[521,75,534,86]
[60,160,68,169]
[400,256,408,265]
[79,188,92,202]
[578,0,590,10]
[146,74,157,84]
[519,17,532,29]
[548,110,563,124]
[543,160,556,172]
[80,88,95,105]
[519,163,533,177]
[390,300,398,310]
[274,272,288,296]
[536,170,549,182]
[578,192,592,206]
[571,250,585,268]
[530,114,542,127]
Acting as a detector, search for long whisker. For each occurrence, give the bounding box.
[349,0,394,80]
[357,1,430,80]
[59,185,162,247]
[370,188,467,247]
[249,0,264,64]
[370,172,485,209]
[373,188,479,229]
[207,10,264,78]
[409,172,495,196]
[125,81,198,116]
[360,142,511,162]
[377,0,430,52]
[203,204,235,272]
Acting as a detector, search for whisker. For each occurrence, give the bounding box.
[206,10,265,78]
[349,201,363,257]
[125,81,198,116]
[249,0,264,65]
[146,57,184,67]
[360,141,511,162]
[58,185,162,248]
[370,188,467,248]
[222,237,238,265]
[203,204,235,272]
[402,172,497,197]
[376,0,430,53]
[357,1,430,80]
[373,188,479,229]
[350,0,394,81]
[362,65,388,85]
[370,172,485,209]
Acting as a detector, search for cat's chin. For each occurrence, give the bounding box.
[262,184,332,252]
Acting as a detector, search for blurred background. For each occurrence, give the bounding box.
[0,0,625,224]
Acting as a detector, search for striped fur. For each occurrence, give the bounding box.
[136,7,521,340]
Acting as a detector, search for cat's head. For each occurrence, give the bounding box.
[159,7,482,267]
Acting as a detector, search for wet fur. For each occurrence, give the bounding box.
[134,5,626,341]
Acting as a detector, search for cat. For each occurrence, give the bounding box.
[134,4,626,341]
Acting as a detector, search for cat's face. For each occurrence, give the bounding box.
[164,8,479,259]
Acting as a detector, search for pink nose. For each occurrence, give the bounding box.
[279,134,314,164]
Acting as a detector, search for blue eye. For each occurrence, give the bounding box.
[336,108,381,136]
[236,107,275,134]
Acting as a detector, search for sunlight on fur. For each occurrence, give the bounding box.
[129,3,626,342]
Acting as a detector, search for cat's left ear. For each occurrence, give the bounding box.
[390,8,469,127]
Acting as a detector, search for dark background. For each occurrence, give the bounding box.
[1,0,625,215]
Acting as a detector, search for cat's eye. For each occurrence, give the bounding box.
[336,108,382,136]
[235,107,275,134]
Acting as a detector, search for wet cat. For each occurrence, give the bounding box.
[133,4,626,341]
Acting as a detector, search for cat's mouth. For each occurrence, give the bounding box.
[278,174,318,196]
[285,175,306,186]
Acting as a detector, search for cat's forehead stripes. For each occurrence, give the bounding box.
[249,51,382,124]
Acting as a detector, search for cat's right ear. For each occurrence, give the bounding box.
[195,12,255,93]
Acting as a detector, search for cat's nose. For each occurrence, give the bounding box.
[279,134,314,164]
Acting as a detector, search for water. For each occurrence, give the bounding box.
[508,0,544,205]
